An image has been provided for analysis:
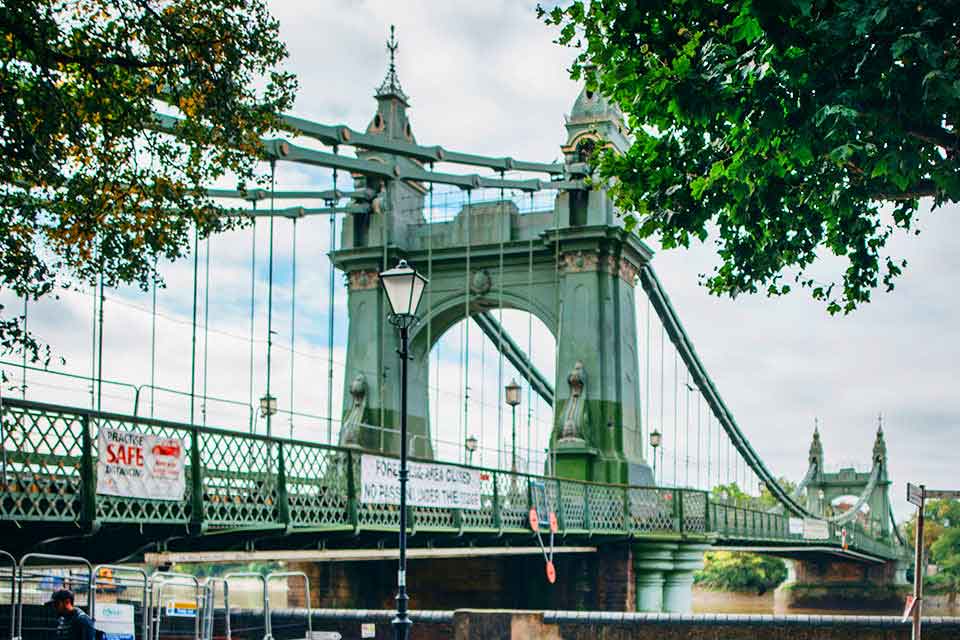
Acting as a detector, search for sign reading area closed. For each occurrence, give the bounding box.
[361,454,480,510]
[96,428,185,500]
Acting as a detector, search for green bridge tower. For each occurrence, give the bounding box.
[331,46,654,486]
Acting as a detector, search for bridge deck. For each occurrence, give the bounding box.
[0,398,897,562]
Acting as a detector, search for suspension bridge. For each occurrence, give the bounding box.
[0,28,909,613]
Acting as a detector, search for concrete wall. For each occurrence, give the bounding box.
[287,610,960,640]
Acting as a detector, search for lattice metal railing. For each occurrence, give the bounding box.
[0,397,897,557]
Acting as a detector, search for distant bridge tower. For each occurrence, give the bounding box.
[804,423,893,540]
[331,35,653,484]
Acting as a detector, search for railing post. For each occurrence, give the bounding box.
[705,493,712,534]
[79,414,96,529]
[346,450,359,532]
[555,479,565,533]
[583,485,592,531]
[493,471,502,533]
[190,426,203,532]
[623,487,631,534]
[276,441,290,527]
[678,490,685,535]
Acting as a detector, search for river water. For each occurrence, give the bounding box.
[692,587,959,616]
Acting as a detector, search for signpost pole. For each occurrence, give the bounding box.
[912,484,925,640]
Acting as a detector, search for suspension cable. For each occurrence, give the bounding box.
[673,348,678,485]
[685,369,690,487]
[427,164,434,454]
[265,160,276,437]
[696,393,702,489]
[645,296,650,465]
[150,257,158,417]
[463,188,472,464]
[189,224,199,423]
[21,297,27,399]
[290,216,298,440]
[327,155,338,445]
[496,173,505,470]
[527,191,535,471]
[202,235,211,425]
[659,321,664,484]
[90,241,98,409]
[248,202,257,433]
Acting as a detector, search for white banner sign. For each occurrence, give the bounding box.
[95,603,135,640]
[802,518,830,540]
[96,428,185,501]
[360,454,480,510]
[788,517,805,536]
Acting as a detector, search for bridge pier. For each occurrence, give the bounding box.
[633,542,709,613]
[776,557,910,611]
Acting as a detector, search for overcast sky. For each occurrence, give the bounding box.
[6,0,958,521]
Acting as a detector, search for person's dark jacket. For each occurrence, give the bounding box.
[55,608,96,640]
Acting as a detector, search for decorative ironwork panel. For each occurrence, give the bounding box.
[200,431,278,527]
[460,469,495,530]
[93,414,192,523]
[285,444,350,528]
[496,472,528,530]
[627,487,675,533]
[0,404,83,521]
[681,491,707,533]
[412,505,456,530]
[558,480,585,529]
[586,484,625,532]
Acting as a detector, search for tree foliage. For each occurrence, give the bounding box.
[696,550,788,593]
[541,0,960,313]
[1,0,297,364]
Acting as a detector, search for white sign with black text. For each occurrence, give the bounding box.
[96,428,185,501]
[360,454,481,510]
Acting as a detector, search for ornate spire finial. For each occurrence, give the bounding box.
[376,24,408,104]
[877,412,884,434]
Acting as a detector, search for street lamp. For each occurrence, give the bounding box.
[505,378,521,472]
[379,258,427,640]
[465,435,478,465]
[649,428,662,481]
[259,393,277,419]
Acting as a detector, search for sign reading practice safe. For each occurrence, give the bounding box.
[361,454,481,510]
[96,428,185,501]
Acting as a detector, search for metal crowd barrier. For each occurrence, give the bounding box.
[0,549,322,640]
[95,565,149,640]
[0,551,14,640]
[149,573,202,640]
[265,572,312,640]
[223,572,268,640]
[16,553,94,640]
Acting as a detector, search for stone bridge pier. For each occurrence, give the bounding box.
[289,541,710,614]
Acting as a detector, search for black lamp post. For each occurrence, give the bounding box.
[379,258,427,640]
[505,378,521,472]
[649,428,662,481]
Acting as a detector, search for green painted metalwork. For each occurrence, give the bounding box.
[0,398,898,561]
